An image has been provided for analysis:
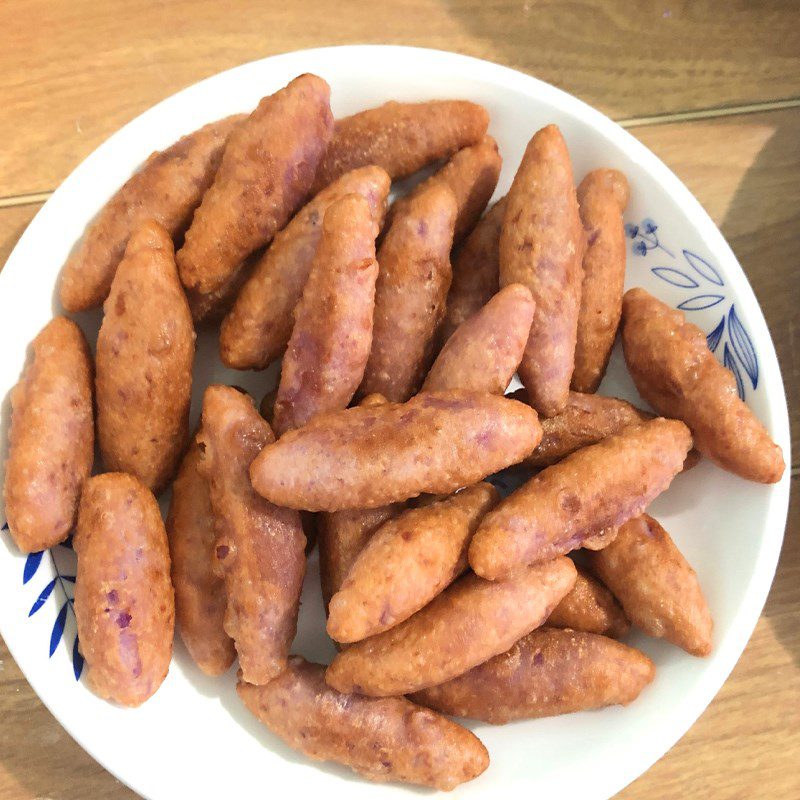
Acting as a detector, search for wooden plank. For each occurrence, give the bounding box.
[0,205,40,272]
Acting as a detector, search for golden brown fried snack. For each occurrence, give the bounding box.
[590,514,713,656]
[59,115,244,312]
[500,124,584,417]
[312,99,489,192]
[250,390,542,512]
[220,166,390,369]
[166,432,235,676]
[185,251,259,324]
[581,526,619,551]
[177,74,333,298]
[572,169,630,393]
[325,557,576,697]
[622,288,784,483]
[4,317,93,553]
[327,483,499,643]
[238,657,488,790]
[74,473,174,706]
[411,628,655,723]
[422,284,534,394]
[360,183,457,401]
[198,386,306,684]
[95,220,195,493]
[469,417,692,580]
[272,194,380,435]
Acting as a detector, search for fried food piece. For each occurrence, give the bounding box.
[547,566,629,637]
[500,124,584,417]
[74,473,174,706]
[220,166,390,369]
[326,557,576,696]
[272,194,380,434]
[590,514,713,656]
[411,628,655,723]
[177,74,333,298]
[312,99,489,191]
[198,386,306,684]
[250,390,542,512]
[572,169,630,393]
[259,387,277,423]
[4,317,93,553]
[166,432,235,676]
[439,197,505,344]
[185,251,259,324]
[327,483,499,643]
[469,417,692,580]
[622,288,784,483]
[360,183,457,401]
[422,284,534,394]
[95,220,195,493]
[238,657,488,790]
[59,115,244,312]
[581,526,619,550]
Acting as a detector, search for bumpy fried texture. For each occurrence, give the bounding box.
[272,194,380,435]
[572,169,630,393]
[198,386,306,684]
[95,220,195,494]
[422,284,534,394]
[547,566,630,638]
[74,473,174,706]
[327,483,499,643]
[59,115,244,312]
[469,417,692,580]
[500,124,584,417]
[166,433,235,676]
[590,514,714,656]
[249,390,542,512]
[325,557,576,696]
[581,526,620,551]
[622,288,784,483]
[411,628,655,723]
[220,166,390,369]
[177,74,333,298]
[4,317,93,553]
[185,252,258,324]
[312,99,489,191]
[360,183,457,401]
[439,197,505,344]
[238,657,489,790]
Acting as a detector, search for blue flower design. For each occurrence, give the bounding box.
[642,218,658,235]
[625,223,639,239]
[626,217,674,258]
[633,240,648,256]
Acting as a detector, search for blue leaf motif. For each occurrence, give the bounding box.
[28,578,57,617]
[652,267,699,289]
[724,343,745,400]
[49,601,69,657]
[706,317,725,353]
[72,635,84,681]
[683,250,724,287]
[624,223,639,239]
[727,305,758,389]
[677,294,725,311]
[642,218,658,234]
[633,240,648,256]
[23,551,43,585]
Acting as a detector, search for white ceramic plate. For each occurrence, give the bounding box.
[0,45,791,800]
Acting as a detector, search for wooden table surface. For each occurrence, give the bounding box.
[1,1,798,797]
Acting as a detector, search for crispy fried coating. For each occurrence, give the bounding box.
[547,566,630,637]
[185,251,259,324]
[4,317,93,553]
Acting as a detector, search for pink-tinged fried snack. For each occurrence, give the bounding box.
[469,417,692,580]
[220,166,390,369]
[177,74,333,298]
[250,390,542,512]
[186,251,259,325]
[500,124,584,417]
[411,628,654,723]
[272,194,380,435]
[95,220,195,494]
[198,386,306,684]
[590,514,714,656]
[360,183,457,401]
[312,99,489,192]
[327,483,499,643]
[622,288,784,483]
[439,197,506,344]
[325,557,576,696]
[166,432,235,676]
[59,114,244,312]
[572,169,630,393]
[547,566,630,638]
[4,317,93,553]
[422,284,534,394]
[74,473,174,706]
[238,657,488,790]
[581,526,620,551]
